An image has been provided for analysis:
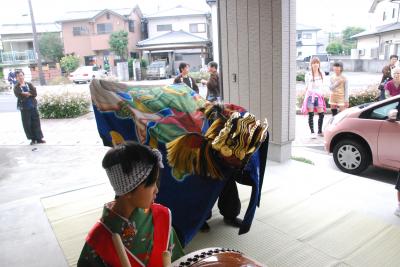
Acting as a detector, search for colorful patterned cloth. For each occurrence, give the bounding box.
[90,79,269,246]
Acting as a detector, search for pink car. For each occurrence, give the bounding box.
[324,95,400,174]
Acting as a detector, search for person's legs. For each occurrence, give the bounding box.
[21,109,34,143]
[218,178,241,227]
[331,104,338,116]
[31,108,44,142]
[308,111,315,133]
[317,107,324,135]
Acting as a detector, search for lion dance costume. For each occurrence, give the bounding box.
[90,79,269,246]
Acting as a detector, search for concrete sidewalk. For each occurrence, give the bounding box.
[1,110,399,266]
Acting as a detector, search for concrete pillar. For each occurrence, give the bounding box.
[218,0,296,162]
[207,0,220,64]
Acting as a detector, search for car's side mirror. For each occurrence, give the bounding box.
[387,109,398,122]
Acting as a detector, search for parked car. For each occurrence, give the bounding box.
[69,66,104,84]
[146,60,172,79]
[324,95,400,174]
[304,54,331,75]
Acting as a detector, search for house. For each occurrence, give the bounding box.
[353,0,400,60]
[138,5,212,72]
[296,24,325,59]
[0,22,60,66]
[58,6,143,69]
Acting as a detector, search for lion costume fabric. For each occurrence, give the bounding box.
[90,79,269,246]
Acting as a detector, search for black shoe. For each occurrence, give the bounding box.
[223,217,243,228]
[200,222,210,232]
[37,139,46,144]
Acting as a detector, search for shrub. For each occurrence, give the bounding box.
[38,92,91,119]
[296,85,380,110]
[348,87,379,107]
[60,55,80,74]
[140,59,148,68]
[296,71,305,82]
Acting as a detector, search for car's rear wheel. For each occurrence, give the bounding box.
[333,139,370,174]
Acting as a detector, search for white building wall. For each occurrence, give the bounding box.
[148,16,208,39]
[357,36,380,59]
[373,1,399,27]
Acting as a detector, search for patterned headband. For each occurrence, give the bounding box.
[106,148,164,196]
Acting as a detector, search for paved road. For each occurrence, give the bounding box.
[0,92,17,112]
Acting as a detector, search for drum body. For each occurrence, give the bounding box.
[172,247,266,267]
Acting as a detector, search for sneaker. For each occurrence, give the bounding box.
[310,133,317,139]
[395,207,400,217]
[37,139,46,144]
[318,132,324,137]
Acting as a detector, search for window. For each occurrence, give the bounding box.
[128,20,135,32]
[297,33,302,40]
[157,24,172,32]
[106,12,110,20]
[97,23,113,34]
[383,11,386,21]
[302,32,312,39]
[189,23,206,33]
[365,101,399,120]
[73,26,89,36]
[297,51,302,57]
[393,8,396,18]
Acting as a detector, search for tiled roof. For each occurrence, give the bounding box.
[0,22,60,35]
[137,30,209,47]
[58,8,134,22]
[296,23,321,31]
[352,23,400,38]
[145,5,209,19]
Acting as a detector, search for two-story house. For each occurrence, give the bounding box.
[59,6,143,69]
[137,5,212,72]
[296,24,325,59]
[0,22,60,66]
[353,0,400,60]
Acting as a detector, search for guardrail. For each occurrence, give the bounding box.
[0,50,36,64]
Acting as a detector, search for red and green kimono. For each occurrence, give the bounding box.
[77,203,184,267]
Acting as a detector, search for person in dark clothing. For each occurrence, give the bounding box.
[173,62,199,93]
[13,70,45,145]
[7,69,16,89]
[379,54,398,100]
[201,61,220,101]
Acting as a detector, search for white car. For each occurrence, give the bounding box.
[69,66,104,84]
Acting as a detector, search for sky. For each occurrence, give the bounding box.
[296,0,373,32]
[0,0,373,32]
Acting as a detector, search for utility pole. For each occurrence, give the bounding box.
[28,0,46,85]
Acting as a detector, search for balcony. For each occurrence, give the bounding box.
[0,50,36,65]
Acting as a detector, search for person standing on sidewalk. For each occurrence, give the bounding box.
[329,62,349,116]
[13,70,45,145]
[384,67,400,98]
[301,57,326,138]
[173,62,199,93]
[201,61,220,102]
[379,54,398,100]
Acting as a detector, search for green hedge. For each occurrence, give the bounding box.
[297,86,380,109]
[38,92,91,119]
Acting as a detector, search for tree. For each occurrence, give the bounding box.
[341,26,365,55]
[326,42,343,55]
[109,30,129,61]
[60,55,80,74]
[38,32,64,62]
